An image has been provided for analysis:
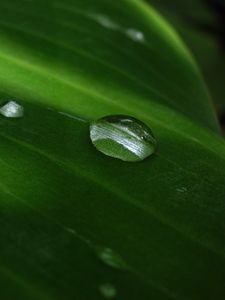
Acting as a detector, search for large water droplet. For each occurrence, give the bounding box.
[99,283,117,299]
[90,115,156,162]
[96,247,127,270]
[0,101,24,118]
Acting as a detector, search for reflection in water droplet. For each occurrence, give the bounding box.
[96,247,127,270]
[91,14,119,30]
[99,283,117,299]
[126,28,145,43]
[90,115,156,162]
[0,101,24,118]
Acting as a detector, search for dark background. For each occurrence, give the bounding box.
[147,0,225,131]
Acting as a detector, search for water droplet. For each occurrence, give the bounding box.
[126,28,145,43]
[96,247,127,270]
[90,115,156,162]
[99,283,117,299]
[0,101,24,118]
[176,187,187,193]
[91,14,120,30]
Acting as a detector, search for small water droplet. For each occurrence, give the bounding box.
[99,283,117,299]
[92,14,120,30]
[126,28,145,43]
[90,115,156,162]
[0,101,24,118]
[176,187,187,193]
[96,247,127,270]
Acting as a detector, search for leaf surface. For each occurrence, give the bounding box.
[0,1,225,299]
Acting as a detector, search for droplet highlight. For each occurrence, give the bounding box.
[0,101,24,118]
[90,115,156,162]
[99,283,117,299]
[96,247,127,270]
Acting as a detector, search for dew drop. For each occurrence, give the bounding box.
[90,115,156,162]
[126,28,145,43]
[96,247,127,270]
[99,283,117,299]
[0,101,24,118]
[176,187,187,193]
[92,14,119,30]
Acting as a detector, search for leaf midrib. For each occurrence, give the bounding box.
[0,49,224,161]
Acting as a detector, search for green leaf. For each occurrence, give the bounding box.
[148,0,225,115]
[0,0,225,300]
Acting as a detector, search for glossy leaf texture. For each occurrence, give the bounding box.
[0,0,225,300]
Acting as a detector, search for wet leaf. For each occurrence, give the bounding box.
[0,1,225,300]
